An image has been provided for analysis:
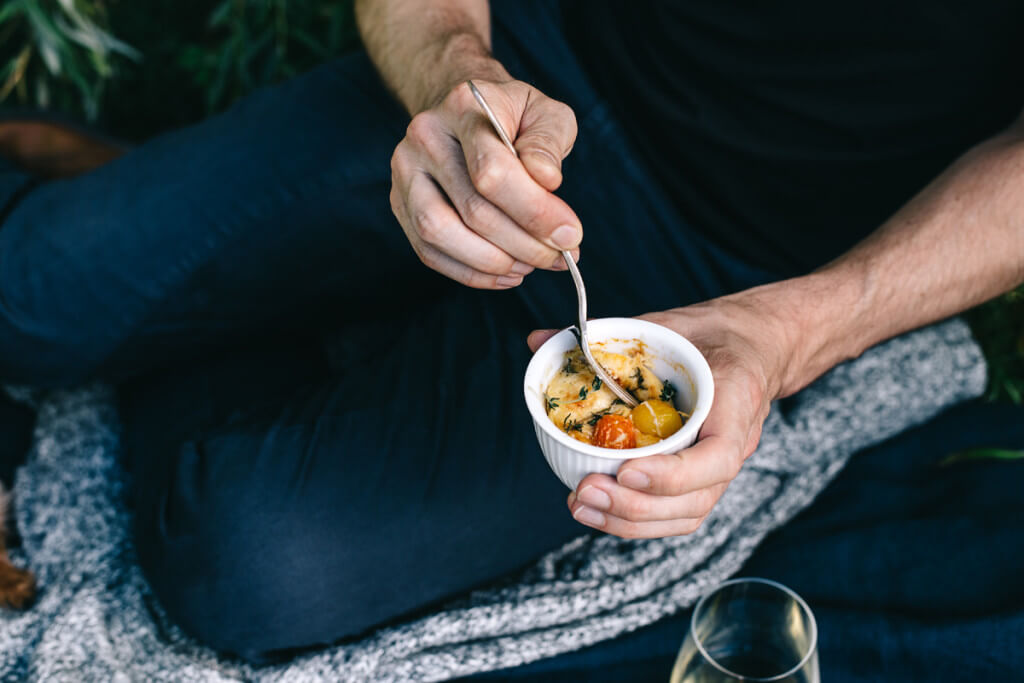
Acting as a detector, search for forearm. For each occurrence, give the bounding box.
[748,124,1024,398]
[355,0,510,115]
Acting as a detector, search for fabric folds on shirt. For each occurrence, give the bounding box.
[563,1,1024,275]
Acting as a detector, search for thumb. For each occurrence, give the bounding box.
[515,98,577,192]
[527,328,559,352]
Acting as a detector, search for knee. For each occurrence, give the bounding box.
[137,518,301,662]
[133,437,369,662]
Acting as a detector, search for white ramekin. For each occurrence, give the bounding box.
[523,318,715,490]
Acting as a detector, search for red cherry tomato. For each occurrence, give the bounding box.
[592,414,637,449]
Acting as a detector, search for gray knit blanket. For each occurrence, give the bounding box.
[0,319,986,682]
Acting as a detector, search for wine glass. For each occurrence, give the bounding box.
[670,577,819,683]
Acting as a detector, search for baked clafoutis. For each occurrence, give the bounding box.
[543,342,689,450]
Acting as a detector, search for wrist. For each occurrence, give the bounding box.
[726,269,870,398]
[407,33,511,114]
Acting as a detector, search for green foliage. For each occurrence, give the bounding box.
[1,0,357,138]
[966,287,1024,404]
[177,0,356,114]
[939,448,1024,467]
[0,0,139,120]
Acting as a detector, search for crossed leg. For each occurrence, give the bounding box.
[0,3,778,662]
[120,285,588,661]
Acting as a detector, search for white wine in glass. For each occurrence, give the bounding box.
[670,578,819,683]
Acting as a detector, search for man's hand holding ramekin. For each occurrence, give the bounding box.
[528,292,797,539]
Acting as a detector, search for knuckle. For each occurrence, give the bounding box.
[518,204,554,238]
[470,154,510,197]
[624,495,652,521]
[695,489,717,517]
[461,191,491,227]
[445,81,476,112]
[415,245,436,268]
[412,209,443,245]
[390,144,410,178]
[668,461,689,494]
[405,112,432,141]
[477,249,513,275]
[405,113,442,155]
[388,185,402,215]
[726,452,744,481]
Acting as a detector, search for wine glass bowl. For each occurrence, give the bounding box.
[671,578,820,683]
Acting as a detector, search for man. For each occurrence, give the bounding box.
[0,0,1021,670]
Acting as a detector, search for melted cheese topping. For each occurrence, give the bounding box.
[543,345,665,444]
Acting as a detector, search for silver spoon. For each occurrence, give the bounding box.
[466,80,639,408]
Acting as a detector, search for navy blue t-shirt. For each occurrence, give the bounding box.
[564,1,1024,275]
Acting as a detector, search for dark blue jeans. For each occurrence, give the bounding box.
[0,0,771,663]
[1,0,1021,677]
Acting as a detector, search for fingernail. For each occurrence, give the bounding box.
[618,470,650,490]
[551,225,580,249]
[577,485,611,511]
[509,261,533,276]
[495,275,522,288]
[573,506,606,527]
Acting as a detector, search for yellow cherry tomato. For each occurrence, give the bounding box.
[631,399,684,438]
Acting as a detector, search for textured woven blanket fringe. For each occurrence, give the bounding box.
[0,318,986,682]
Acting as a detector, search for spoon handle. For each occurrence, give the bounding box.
[466,80,639,407]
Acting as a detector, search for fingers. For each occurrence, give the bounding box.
[567,477,721,539]
[426,137,567,271]
[460,118,582,250]
[445,84,582,252]
[560,359,772,539]
[616,370,767,496]
[391,171,530,289]
[527,328,558,352]
[573,474,727,522]
[615,433,743,497]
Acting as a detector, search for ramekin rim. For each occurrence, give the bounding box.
[523,317,714,461]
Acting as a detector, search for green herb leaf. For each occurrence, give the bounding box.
[660,380,676,403]
[592,376,603,391]
[633,367,645,389]
[578,386,589,400]
[545,395,559,411]
[563,415,583,433]
[563,358,576,374]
